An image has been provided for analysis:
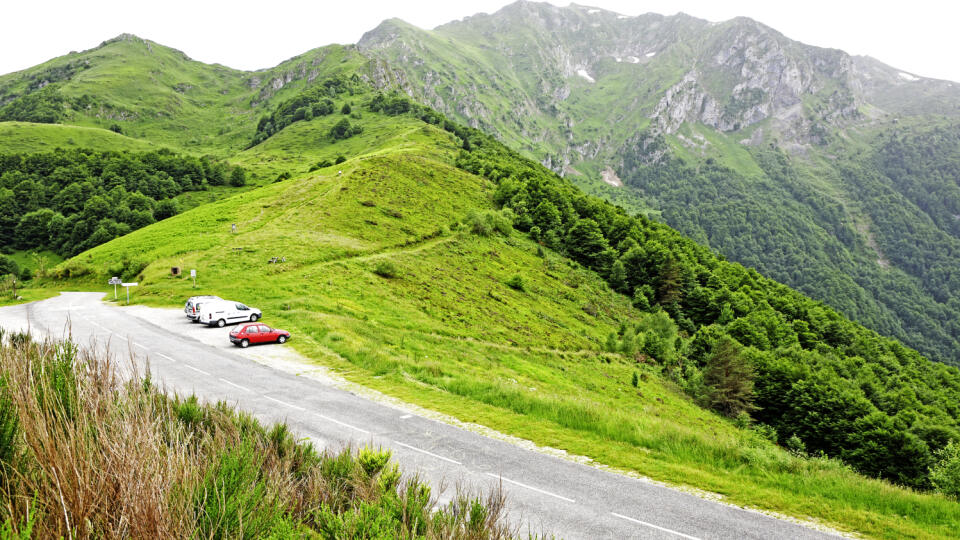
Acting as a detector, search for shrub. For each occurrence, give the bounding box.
[229,167,246,187]
[373,260,399,279]
[785,434,807,456]
[505,274,525,291]
[466,209,514,237]
[335,155,346,165]
[309,159,334,172]
[930,440,960,499]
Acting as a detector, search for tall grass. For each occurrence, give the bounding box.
[0,335,516,538]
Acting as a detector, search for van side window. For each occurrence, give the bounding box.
[236,304,248,310]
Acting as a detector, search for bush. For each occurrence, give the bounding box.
[309,159,334,172]
[466,209,514,237]
[229,167,246,187]
[335,155,346,165]
[329,118,361,140]
[930,441,960,499]
[373,260,399,279]
[505,274,525,291]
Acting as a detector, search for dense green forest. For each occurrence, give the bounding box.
[614,131,960,366]
[352,95,960,491]
[0,148,245,257]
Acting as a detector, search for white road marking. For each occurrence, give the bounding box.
[399,414,413,419]
[219,378,252,393]
[485,473,575,503]
[610,512,701,540]
[265,396,306,411]
[318,413,370,434]
[133,342,149,350]
[184,365,210,376]
[394,441,462,465]
[157,353,176,363]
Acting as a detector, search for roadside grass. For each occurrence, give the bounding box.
[37,123,960,538]
[0,286,61,307]
[0,335,514,537]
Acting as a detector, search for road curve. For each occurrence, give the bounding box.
[0,293,842,540]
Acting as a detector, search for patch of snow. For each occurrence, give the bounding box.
[587,9,601,14]
[614,56,622,62]
[625,56,640,63]
[577,69,595,83]
[646,52,656,58]
[898,72,920,82]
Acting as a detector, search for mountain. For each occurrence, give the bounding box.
[357,1,960,365]
[0,33,368,153]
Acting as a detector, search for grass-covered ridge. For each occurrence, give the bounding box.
[0,333,514,537]
[41,96,960,538]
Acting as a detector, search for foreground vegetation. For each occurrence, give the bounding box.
[0,332,514,538]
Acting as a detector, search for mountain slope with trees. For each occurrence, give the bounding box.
[356,1,960,365]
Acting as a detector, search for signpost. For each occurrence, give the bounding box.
[108,276,121,299]
[190,269,197,288]
[121,282,138,304]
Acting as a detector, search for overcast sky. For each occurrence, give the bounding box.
[4,1,958,82]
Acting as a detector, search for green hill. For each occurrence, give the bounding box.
[49,91,960,538]
[0,34,368,154]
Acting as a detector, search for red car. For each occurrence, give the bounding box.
[229,323,291,348]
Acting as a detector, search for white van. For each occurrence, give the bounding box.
[184,295,222,322]
[198,300,262,327]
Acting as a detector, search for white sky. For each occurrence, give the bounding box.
[3,1,958,82]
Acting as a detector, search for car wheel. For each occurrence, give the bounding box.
[240,339,250,348]
[217,319,226,328]
[277,335,287,344]
[250,314,259,322]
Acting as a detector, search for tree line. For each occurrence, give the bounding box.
[0,148,246,257]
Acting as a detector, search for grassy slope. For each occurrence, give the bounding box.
[52,110,960,539]
[0,121,160,153]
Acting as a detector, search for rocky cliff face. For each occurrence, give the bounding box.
[357,1,960,172]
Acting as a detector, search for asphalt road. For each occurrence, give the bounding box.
[0,292,841,540]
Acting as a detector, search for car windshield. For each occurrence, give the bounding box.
[237,304,248,310]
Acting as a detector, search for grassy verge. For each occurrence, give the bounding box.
[0,333,515,538]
